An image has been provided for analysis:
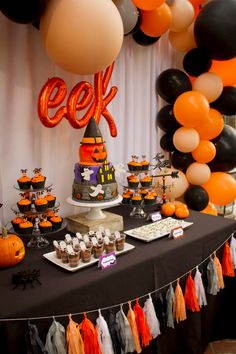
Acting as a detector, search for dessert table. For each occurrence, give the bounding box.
[0,206,236,354]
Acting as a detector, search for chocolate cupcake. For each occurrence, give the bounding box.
[39,219,52,233]
[17,198,31,213]
[141,156,150,171]
[19,220,34,235]
[144,194,156,205]
[131,195,142,205]
[127,155,142,172]
[35,197,48,212]
[45,191,56,208]
[50,215,63,231]
[31,168,46,189]
[127,177,139,189]
[17,169,31,190]
[11,216,25,232]
[140,175,153,188]
[122,192,131,205]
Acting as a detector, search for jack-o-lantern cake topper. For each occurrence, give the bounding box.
[79,117,108,166]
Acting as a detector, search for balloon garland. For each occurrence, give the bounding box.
[1,0,236,210]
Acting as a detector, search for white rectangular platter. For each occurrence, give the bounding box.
[43,242,135,272]
[125,217,193,242]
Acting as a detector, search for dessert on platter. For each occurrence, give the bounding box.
[72,117,118,202]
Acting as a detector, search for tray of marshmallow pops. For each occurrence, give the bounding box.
[43,229,135,272]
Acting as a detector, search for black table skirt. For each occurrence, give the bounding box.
[0,207,236,354]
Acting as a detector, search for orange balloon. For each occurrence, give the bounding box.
[200,202,218,216]
[173,91,209,128]
[195,108,224,140]
[210,58,236,86]
[202,172,236,206]
[192,140,216,163]
[133,0,165,10]
[140,3,172,37]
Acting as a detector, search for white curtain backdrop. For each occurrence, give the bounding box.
[0,13,178,224]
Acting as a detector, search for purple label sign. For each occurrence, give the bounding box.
[99,252,117,270]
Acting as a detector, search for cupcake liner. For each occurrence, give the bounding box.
[39,226,52,234]
[51,220,63,231]
[35,203,48,212]
[47,199,56,208]
[17,181,31,190]
[17,202,31,213]
[31,179,46,190]
[18,226,33,235]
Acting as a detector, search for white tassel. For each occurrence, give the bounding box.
[207,257,219,295]
[230,235,236,268]
[143,294,161,339]
[166,284,175,328]
[194,267,207,307]
[96,310,114,354]
[45,319,67,354]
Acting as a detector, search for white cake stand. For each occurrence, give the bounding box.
[66,195,122,220]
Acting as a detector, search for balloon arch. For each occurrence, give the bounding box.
[1,0,236,211]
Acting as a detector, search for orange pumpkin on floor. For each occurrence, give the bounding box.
[0,227,25,268]
[161,202,176,216]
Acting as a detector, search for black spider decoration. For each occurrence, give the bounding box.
[12,269,41,290]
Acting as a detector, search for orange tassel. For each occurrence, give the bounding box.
[79,313,101,354]
[133,298,152,347]
[222,241,235,277]
[213,253,225,289]
[184,273,200,312]
[66,314,85,354]
[174,280,187,323]
[127,301,142,353]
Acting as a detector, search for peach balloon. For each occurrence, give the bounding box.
[202,172,236,206]
[192,140,216,163]
[210,58,236,86]
[40,0,123,75]
[186,162,211,185]
[173,127,200,153]
[173,91,210,128]
[195,108,224,140]
[200,202,218,216]
[192,73,223,103]
[140,3,172,37]
[168,23,197,52]
[169,0,195,32]
[158,167,189,199]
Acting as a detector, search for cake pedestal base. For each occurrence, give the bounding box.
[66,211,123,234]
[66,195,123,233]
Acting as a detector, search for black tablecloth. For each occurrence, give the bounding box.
[0,207,236,354]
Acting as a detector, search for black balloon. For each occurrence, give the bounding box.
[156,105,181,133]
[160,133,176,152]
[132,28,160,46]
[209,124,236,172]
[0,0,48,24]
[184,186,209,211]
[156,69,192,104]
[194,0,236,60]
[183,48,212,77]
[171,151,193,171]
[211,86,236,116]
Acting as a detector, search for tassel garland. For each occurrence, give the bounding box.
[166,284,175,329]
[96,310,114,354]
[133,299,152,347]
[222,241,235,277]
[79,313,101,354]
[174,280,187,323]
[194,268,207,307]
[230,236,236,268]
[207,257,219,295]
[45,319,67,354]
[66,315,85,354]
[127,301,142,353]
[184,273,200,312]
[143,295,161,339]
[213,254,225,289]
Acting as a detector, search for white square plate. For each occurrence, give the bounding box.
[43,242,135,272]
[125,217,193,242]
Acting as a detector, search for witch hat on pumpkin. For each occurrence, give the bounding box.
[81,117,105,145]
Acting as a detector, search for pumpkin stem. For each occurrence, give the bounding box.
[1,227,8,239]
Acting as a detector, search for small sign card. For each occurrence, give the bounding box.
[99,252,117,270]
[169,226,184,239]
[147,211,162,223]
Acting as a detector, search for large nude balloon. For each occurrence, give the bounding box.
[40,0,124,75]
[169,0,195,32]
[192,72,223,103]
[157,167,189,199]
[186,162,211,185]
[173,127,200,153]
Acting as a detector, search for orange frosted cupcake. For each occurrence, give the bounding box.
[31,168,46,189]
[35,197,48,212]
[122,191,131,205]
[140,175,153,187]
[39,219,52,233]
[50,215,63,230]
[17,169,31,190]
[17,197,31,213]
[144,194,156,205]
[11,216,25,232]
[19,220,34,234]
[127,155,142,172]
[127,176,139,189]
[141,156,150,171]
[131,195,142,205]
[140,189,148,199]
[45,190,56,208]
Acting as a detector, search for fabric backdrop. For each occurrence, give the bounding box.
[0,13,179,224]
